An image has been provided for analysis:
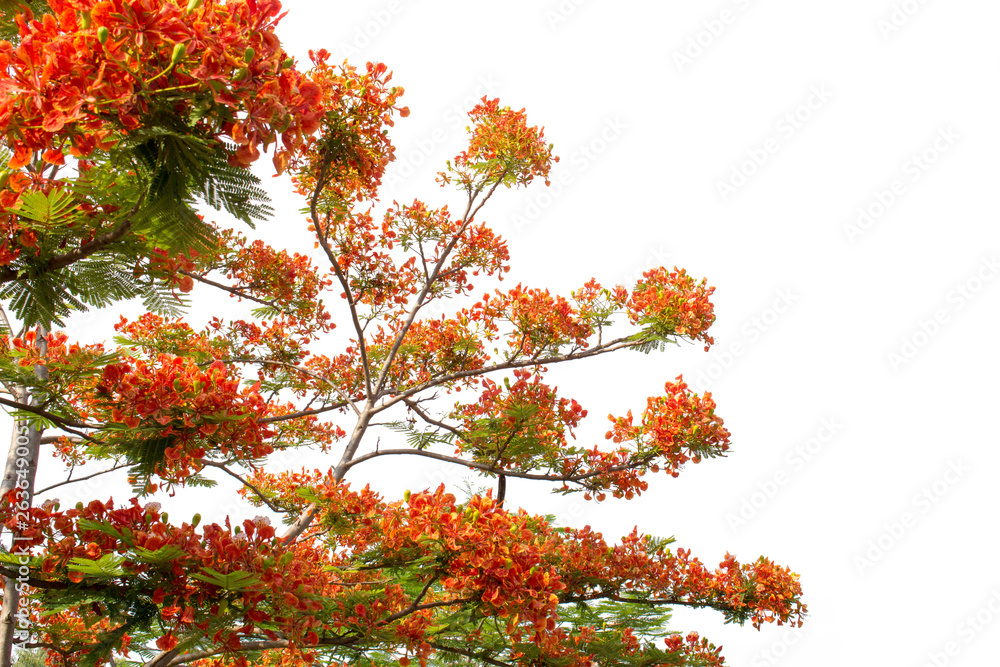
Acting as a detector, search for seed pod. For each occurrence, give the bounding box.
[170,42,187,67]
[97,26,109,44]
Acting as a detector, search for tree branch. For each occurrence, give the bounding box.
[218,357,361,417]
[280,404,374,545]
[0,217,134,284]
[35,462,126,496]
[342,447,649,487]
[371,174,507,400]
[374,337,638,413]
[402,397,463,439]
[0,396,91,430]
[256,401,349,425]
[200,460,285,513]
[309,157,375,403]
[180,270,277,309]
[427,641,512,667]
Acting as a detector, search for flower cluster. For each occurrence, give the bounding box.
[451,369,588,468]
[606,376,731,478]
[0,0,325,169]
[2,496,338,664]
[622,267,717,351]
[440,97,558,192]
[93,355,274,482]
[290,54,407,202]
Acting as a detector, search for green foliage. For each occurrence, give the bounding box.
[628,328,682,355]
[67,553,127,578]
[386,420,456,450]
[0,0,47,42]
[189,567,260,592]
[0,107,274,329]
[12,648,48,667]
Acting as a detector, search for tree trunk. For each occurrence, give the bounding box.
[0,329,48,667]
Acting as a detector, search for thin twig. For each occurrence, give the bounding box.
[199,461,285,513]
[35,463,126,496]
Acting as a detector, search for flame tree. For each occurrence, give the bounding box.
[0,1,805,666]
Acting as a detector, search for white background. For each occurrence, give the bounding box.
[16,1,1000,665]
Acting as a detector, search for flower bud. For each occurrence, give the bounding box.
[170,42,187,67]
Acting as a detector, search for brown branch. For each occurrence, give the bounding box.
[376,574,441,625]
[39,435,84,446]
[560,591,737,613]
[342,447,651,487]
[374,337,637,413]
[199,460,285,513]
[0,397,91,430]
[35,463,126,496]
[0,217,134,284]
[180,270,276,309]
[371,173,507,400]
[257,401,349,425]
[279,502,319,545]
[309,157,375,402]
[157,630,368,667]
[218,357,361,417]
[0,567,108,592]
[158,641,287,667]
[280,405,374,545]
[427,641,512,667]
[402,397,463,439]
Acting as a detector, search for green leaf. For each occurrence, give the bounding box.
[75,519,126,542]
[130,545,185,564]
[14,189,80,230]
[67,553,125,578]
[189,567,261,591]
